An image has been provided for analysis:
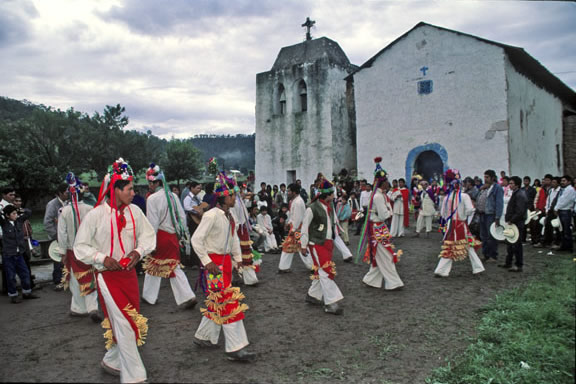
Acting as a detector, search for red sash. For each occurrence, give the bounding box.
[96,269,148,350]
[143,230,180,278]
[62,250,97,295]
[309,240,337,280]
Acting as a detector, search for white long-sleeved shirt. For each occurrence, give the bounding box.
[555,185,576,211]
[287,195,306,229]
[146,189,188,236]
[420,189,436,216]
[191,207,241,266]
[300,203,333,248]
[73,203,156,271]
[440,190,475,221]
[359,190,372,208]
[257,213,273,232]
[57,202,93,251]
[369,189,392,222]
[390,189,405,215]
[183,192,201,213]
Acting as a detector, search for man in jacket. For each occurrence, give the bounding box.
[477,170,504,263]
[500,176,527,272]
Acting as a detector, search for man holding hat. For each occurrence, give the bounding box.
[74,158,156,383]
[142,163,197,308]
[58,172,100,321]
[499,176,527,272]
[300,176,345,315]
[191,172,255,361]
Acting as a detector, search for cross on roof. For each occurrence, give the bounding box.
[302,17,316,41]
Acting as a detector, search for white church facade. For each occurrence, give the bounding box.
[255,22,576,187]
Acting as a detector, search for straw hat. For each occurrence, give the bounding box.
[48,240,62,262]
[502,223,520,244]
[490,223,505,241]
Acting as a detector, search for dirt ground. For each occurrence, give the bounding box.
[0,224,566,384]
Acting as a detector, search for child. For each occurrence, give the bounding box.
[1,205,39,303]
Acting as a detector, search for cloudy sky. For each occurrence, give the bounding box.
[1,0,574,139]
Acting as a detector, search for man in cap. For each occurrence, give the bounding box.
[191,173,256,361]
[300,177,345,315]
[58,173,101,321]
[141,163,197,308]
[74,158,156,383]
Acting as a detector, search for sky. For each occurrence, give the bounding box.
[1,0,575,139]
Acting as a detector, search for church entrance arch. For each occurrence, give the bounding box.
[405,143,448,184]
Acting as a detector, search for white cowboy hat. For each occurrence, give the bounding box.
[539,216,546,226]
[502,223,520,244]
[48,240,62,262]
[490,223,505,241]
[354,211,365,221]
[550,217,562,231]
[525,210,539,225]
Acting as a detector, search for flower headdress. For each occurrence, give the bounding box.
[65,172,84,233]
[146,163,162,182]
[214,171,236,197]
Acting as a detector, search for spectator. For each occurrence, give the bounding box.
[336,190,352,245]
[248,206,265,252]
[477,170,504,263]
[275,183,288,207]
[553,175,575,252]
[256,206,279,253]
[43,183,69,291]
[296,179,308,203]
[499,176,527,272]
[272,204,289,246]
[13,194,36,289]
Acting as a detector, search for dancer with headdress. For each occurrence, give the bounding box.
[58,172,101,322]
[300,177,345,315]
[357,157,404,290]
[142,163,197,308]
[74,158,156,383]
[434,169,485,277]
[191,172,256,361]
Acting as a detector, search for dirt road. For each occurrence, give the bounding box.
[0,228,562,383]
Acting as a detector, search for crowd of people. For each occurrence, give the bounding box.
[1,157,574,383]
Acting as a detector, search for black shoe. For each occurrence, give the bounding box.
[182,298,198,310]
[324,302,343,315]
[305,294,323,306]
[90,311,103,323]
[192,336,217,348]
[277,269,291,274]
[23,293,40,300]
[10,296,22,304]
[343,257,353,263]
[226,347,256,362]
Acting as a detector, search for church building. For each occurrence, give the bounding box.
[255,18,357,188]
[255,21,576,187]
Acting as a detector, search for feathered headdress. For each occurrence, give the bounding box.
[207,157,219,176]
[146,163,162,182]
[444,168,461,188]
[214,171,236,197]
[373,156,387,183]
[317,177,335,195]
[65,172,84,233]
[96,158,134,206]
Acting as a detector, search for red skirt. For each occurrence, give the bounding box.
[309,240,337,280]
[143,230,180,278]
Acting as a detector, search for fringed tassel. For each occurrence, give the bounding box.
[123,304,148,347]
[143,257,179,278]
[101,317,116,350]
[200,303,249,325]
[60,267,70,291]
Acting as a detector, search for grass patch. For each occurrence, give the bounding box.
[426,257,575,384]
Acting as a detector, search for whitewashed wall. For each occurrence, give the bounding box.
[355,25,511,181]
[505,58,564,179]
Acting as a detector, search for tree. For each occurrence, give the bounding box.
[163,138,203,186]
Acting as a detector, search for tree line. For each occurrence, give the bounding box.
[0,97,254,202]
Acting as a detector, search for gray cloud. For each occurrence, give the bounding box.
[0,0,37,47]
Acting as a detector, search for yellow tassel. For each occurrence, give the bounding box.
[101,317,116,350]
[74,268,95,280]
[143,257,179,278]
[123,304,148,347]
[200,303,249,325]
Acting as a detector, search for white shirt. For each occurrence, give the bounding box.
[300,202,333,248]
[556,185,576,211]
[441,190,475,221]
[73,203,156,271]
[420,189,436,216]
[359,190,372,208]
[183,192,201,213]
[369,189,392,222]
[191,207,241,266]
[146,189,188,236]
[58,202,93,251]
[288,195,306,229]
[391,189,406,215]
[257,213,273,232]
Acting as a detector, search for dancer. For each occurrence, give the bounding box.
[74,158,156,383]
[58,173,100,321]
[191,173,256,361]
[300,177,344,315]
[142,163,197,308]
[434,169,485,277]
[357,157,404,290]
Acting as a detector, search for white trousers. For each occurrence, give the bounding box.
[142,266,195,305]
[242,267,259,286]
[263,232,278,251]
[307,246,344,305]
[362,244,404,290]
[69,270,99,314]
[390,214,405,237]
[194,316,249,353]
[334,234,353,260]
[416,214,433,233]
[434,248,485,277]
[98,274,146,384]
[278,251,314,271]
